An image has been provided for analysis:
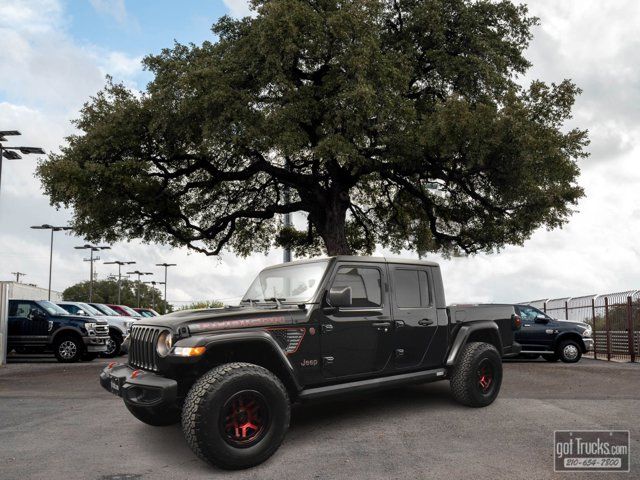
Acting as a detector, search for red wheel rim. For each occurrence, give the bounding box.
[477,359,494,393]
[220,390,269,447]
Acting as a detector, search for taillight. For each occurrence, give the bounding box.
[513,314,522,330]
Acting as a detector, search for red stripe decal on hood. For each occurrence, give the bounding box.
[188,316,289,333]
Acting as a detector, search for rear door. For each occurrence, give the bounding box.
[320,262,394,379]
[389,265,441,369]
[8,301,48,344]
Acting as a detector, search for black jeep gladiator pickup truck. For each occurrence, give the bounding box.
[8,299,109,362]
[100,256,521,469]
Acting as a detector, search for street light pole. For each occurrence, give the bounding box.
[104,260,136,304]
[144,281,165,310]
[0,131,45,203]
[156,263,177,314]
[127,270,152,307]
[31,225,72,300]
[75,244,110,302]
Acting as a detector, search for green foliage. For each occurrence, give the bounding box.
[38,0,588,257]
[62,279,165,310]
[177,300,225,311]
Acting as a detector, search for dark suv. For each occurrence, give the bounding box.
[8,299,110,362]
[514,304,593,363]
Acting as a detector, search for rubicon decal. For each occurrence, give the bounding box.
[188,316,289,333]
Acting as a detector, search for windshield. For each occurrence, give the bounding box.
[241,260,329,304]
[77,302,103,316]
[37,301,70,316]
[92,303,120,316]
[121,305,142,317]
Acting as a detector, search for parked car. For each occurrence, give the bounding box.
[101,256,521,469]
[107,304,143,318]
[134,307,160,317]
[514,304,593,363]
[89,303,123,317]
[8,299,109,362]
[57,301,134,357]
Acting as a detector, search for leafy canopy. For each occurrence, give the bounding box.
[38,0,588,257]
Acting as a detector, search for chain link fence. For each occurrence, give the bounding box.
[521,291,639,362]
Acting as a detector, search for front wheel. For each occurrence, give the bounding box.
[103,333,122,358]
[125,403,181,426]
[559,340,582,363]
[449,342,502,407]
[54,335,83,363]
[182,363,290,470]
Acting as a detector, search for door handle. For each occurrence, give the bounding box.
[321,324,334,333]
[372,322,391,328]
[418,319,434,326]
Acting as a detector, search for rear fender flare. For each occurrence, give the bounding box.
[446,321,503,366]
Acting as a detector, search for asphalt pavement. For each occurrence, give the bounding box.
[1,355,638,480]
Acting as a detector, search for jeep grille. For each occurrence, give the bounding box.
[128,325,163,371]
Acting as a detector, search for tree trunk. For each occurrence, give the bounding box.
[313,191,352,256]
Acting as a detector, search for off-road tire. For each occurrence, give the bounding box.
[542,353,559,362]
[182,362,290,470]
[103,331,122,358]
[125,403,181,426]
[53,335,84,363]
[450,342,502,407]
[558,340,582,363]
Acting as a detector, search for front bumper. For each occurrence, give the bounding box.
[84,335,109,353]
[583,338,594,352]
[99,363,177,408]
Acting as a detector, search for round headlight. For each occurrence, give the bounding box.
[157,331,173,357]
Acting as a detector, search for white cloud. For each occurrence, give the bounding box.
[222,0,254,18]
[89,0,128,25]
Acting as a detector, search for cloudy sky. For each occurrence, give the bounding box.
[1,0,638,306]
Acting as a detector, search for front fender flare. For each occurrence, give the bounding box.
[173,330,302,392]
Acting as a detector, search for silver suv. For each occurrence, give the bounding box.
[57,301,134,357]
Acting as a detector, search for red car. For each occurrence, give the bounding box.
[107,304,142,318]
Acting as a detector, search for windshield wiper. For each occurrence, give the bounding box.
[264,297,286,309]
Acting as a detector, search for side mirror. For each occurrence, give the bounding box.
[535,315,549,324]
[77,310,86,316]
[327,286,352,308]
[30,309,47,321]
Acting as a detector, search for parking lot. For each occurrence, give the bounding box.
[1,356,638,480]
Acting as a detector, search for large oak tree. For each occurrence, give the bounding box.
[38,0,588,257]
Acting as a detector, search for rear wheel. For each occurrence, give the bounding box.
[450,342,502,407]
[182,362,290,470]
[559,340,582,363]
[54,335,83,363]
[125,403,181,426]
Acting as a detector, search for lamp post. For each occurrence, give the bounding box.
[104,260,136,304]
[144,281,165,310]
[155,263,177,314]
[11,272,26,283]
[31,224,72,300]
[0,131,45,202]
[74,244,110,302]
[127,270,152,307]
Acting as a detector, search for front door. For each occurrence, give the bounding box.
[320,263,394,379]
[516,306,553,350]
[389,266,441,369]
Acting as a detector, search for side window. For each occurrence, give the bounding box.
[518,306,537,322]
[10,301,33,317]
[332,267,382,308]
[394,269,421,308]
[419,270,432,306]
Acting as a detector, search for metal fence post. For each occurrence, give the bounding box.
[0,283,8,366]
[627,296,636,363]
[565,301,569,319]
[605,297,611,361]
[591,297,597,360]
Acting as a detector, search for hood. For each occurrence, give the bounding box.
[53,314,108,324]
[133,305,303,333]
[554,318,589,328]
